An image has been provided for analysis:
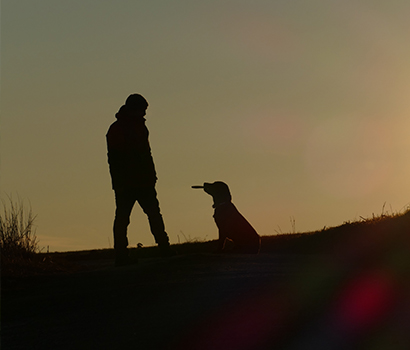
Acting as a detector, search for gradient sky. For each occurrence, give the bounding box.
[2,0,410,252]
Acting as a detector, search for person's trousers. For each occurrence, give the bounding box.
[113,187,169,251]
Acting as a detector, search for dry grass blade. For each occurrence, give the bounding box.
[0,196,38,272]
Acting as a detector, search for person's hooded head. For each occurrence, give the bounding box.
[125,94,148,112]
[116,94,149,120]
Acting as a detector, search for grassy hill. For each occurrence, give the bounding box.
[2,209,409,278]
[59,208,410,257]
[3,209,410,349]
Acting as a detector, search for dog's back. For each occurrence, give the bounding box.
[213,202,260,254]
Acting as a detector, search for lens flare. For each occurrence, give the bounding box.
[331,272,396,336]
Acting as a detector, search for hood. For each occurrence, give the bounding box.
[115,105,131,120]
[115,105,146,123]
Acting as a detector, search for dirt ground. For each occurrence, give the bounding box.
[4,214,410,349]
[2,253,314,350]
[3,245,410,350]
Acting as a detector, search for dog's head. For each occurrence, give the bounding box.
[203,181,232,205]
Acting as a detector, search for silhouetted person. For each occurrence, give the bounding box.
[106,94,174,266]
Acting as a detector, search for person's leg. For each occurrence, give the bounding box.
[113,190,137,263]
[136,187,174,256]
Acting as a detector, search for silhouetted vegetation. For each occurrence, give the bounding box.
[3,205,410,277]
[261,208,410,254]
[0,197,82,277]
[0,197,39,275]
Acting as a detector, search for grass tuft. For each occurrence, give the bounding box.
[1,196,38,268]
[0,196,81,278]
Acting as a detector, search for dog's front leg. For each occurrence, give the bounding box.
[215,231,226,253]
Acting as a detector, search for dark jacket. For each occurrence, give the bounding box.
[106,106,157,190]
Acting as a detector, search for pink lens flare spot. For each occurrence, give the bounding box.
[332,272,396,335]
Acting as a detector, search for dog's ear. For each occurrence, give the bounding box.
[202,182,232,203]
[215,182,231,195]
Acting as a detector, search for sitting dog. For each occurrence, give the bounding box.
[192,181,261,254]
